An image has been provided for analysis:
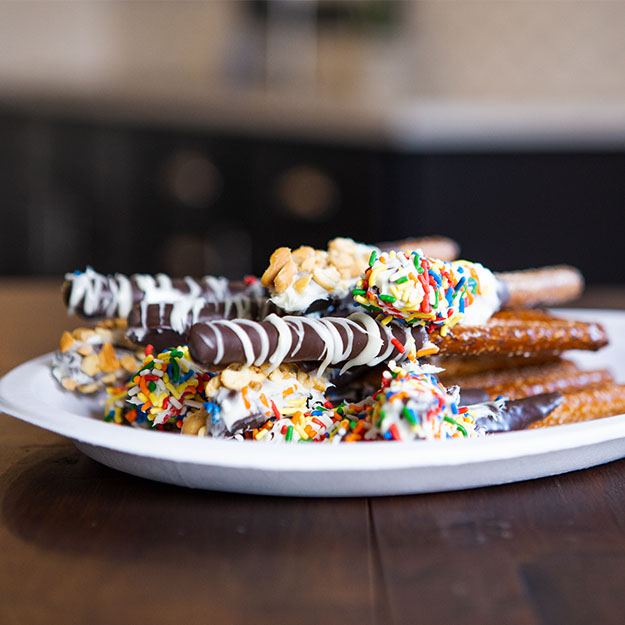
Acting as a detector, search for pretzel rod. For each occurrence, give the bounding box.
[528,383,625,428]
[496,265,584,309]
[376,236,459,261]
[188,313,429,374]
[451,361,613,401]
[433,315,571,375]
[489,309,558,321]
[431,314,608,357]
[434,354,562,380]
[443,358,578,387]
[63,268,263,319]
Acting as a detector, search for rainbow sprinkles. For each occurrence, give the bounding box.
[106,346,490,442]
[352,250,501,336]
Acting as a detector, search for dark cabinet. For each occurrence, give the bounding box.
[1,110,624,282]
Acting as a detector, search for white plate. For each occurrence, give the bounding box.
[1,309,625,497]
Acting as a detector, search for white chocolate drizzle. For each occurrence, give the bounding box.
[339,313,384,373]
[65,267,252,320]
[134,293,267,338]
[215,320,256,367]
[265,314,293,372]
[237,319,270,366]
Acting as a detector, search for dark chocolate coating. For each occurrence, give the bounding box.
[126,298,279,350]
[476,392,564,432]
[129,328,185,352]
[229,413,269,433]
[127,300,275,330]
[459,388,490,405]
[189,316,428,368]
[303,297,359,318]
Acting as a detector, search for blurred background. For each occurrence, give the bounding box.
[1,0,624,282]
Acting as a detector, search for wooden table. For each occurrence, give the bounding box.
[1,281,625,625]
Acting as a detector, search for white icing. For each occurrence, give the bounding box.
[319,318,345,374]
[237,319,270,366]
[65,267,105,316]
[139,301,148,328]
[156,274,172,291]
[215,320,255,367]
[365,252,500,328]
[222,298,233,319]
[184,276,202,299]
[270,278,332,314]
[401,326,416,362]
[331,318,355,361]
[461,263,500,326]
[212,374,327,433]
[192,298,207,326]
[169,300,192,334]
[66,268,248,321]
[203,276,229,302]
[133,274,156,298]
[268,238,380,314]
[115,274,133,318]
[340,313,384,373]
[310,318,335,376]
[288,317,307,356]
[210,324,224,364]
[289,316,341,375]
[265,314,293,372]
[367,322,394,367]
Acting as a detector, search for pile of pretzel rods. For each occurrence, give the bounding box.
[51,234,625,443]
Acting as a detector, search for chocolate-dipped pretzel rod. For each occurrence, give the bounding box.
[496,265,584,309]
[66,236,457,320]
[63,267,263,319]
[188,312,429,374]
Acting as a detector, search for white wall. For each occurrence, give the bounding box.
[0,1,624,103]
[404,1,625,100]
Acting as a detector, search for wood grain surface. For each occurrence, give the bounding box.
[1,281,624,625]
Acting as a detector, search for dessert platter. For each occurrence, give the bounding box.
[1,235,625,496]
